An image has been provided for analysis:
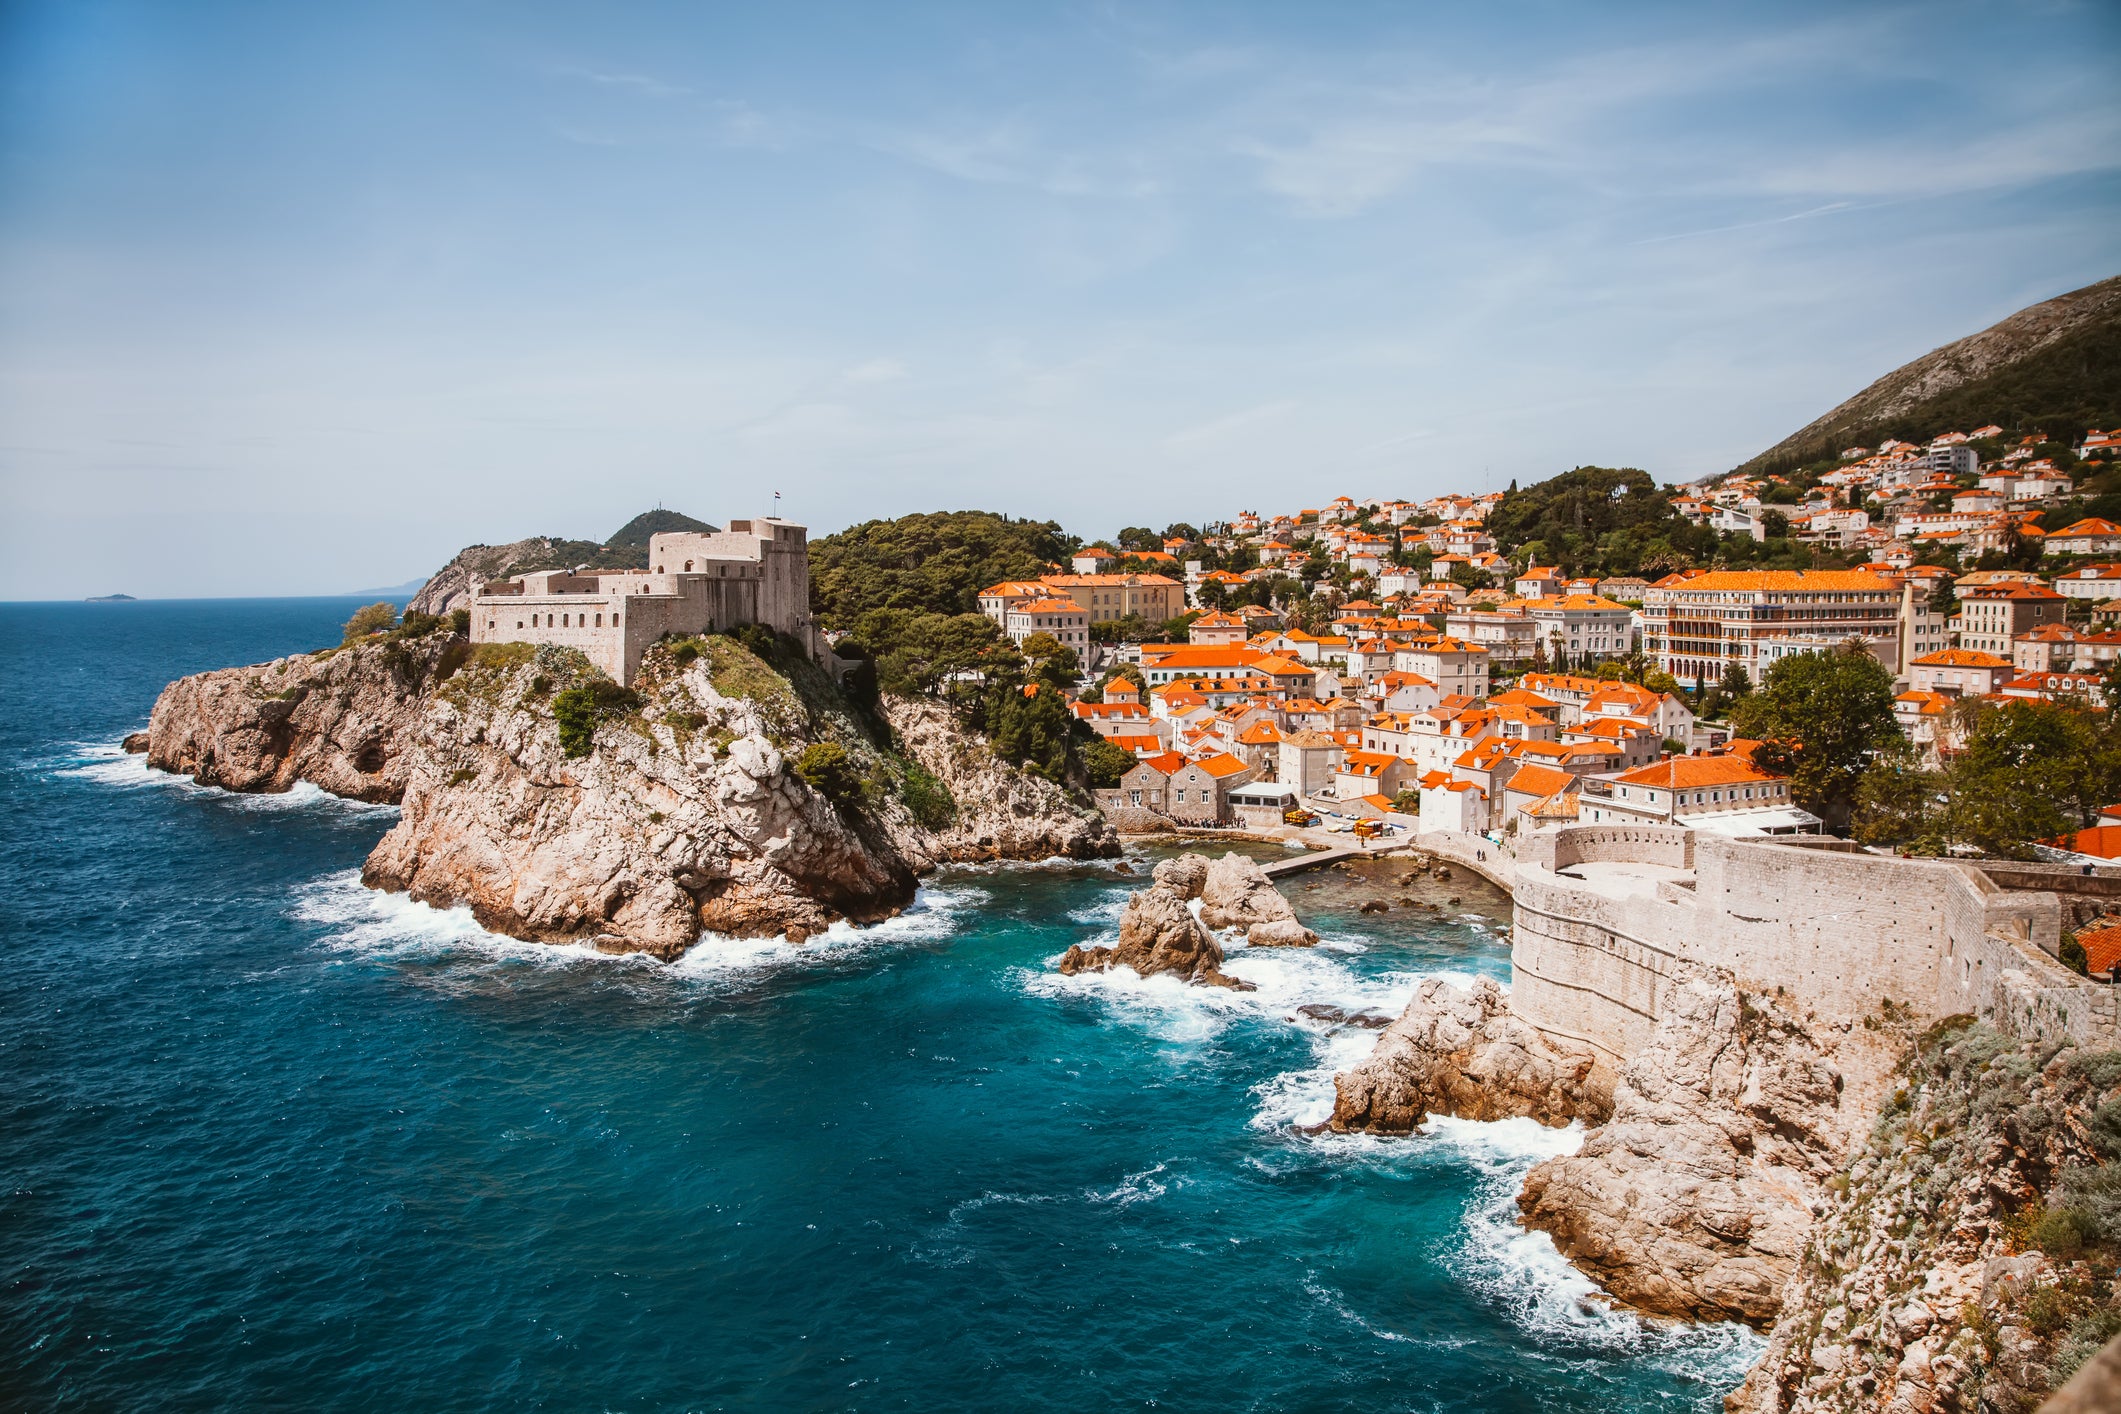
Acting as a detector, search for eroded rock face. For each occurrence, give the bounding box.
[1729,1027,2121,1414]
[145,635,460,802]
[363,682,919,959]
[1198,852,1318,947]
[1515,968,1847,1327]
[143,636,1115,958]
[1329,976,1606,1134]
[883,696,1116,868]
[1056,867,1252,990]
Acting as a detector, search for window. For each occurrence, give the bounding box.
[595,614,603,627]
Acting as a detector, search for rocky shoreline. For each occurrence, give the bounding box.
[1054,851,1319,991]
[137,628,1115,957]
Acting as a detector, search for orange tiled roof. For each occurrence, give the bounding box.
[1611,755,1782,789]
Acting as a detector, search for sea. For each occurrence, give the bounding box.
[1,598,1762,1411]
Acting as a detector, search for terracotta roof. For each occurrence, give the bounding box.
[1653,570,1893,592]
[1610,755,1783,789]
[1506,763,1576,798]
[1191,752,1253,778]
[1913,649,2013,668]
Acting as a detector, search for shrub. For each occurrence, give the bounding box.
[2031,1208,2099,1258]
[553,687,599,757]
[448,608,470,635]
[342,602,398,644]
[470,642,534,671]
[2088,1098,2121,1161]
[671,639,702,667]
[2051,1307,2121,1387]
[447,768,477,786]
[2061,933,2090,975]
[395,611,443,638]
[900,762,957,831]
[551,677,644,758]
[794,742,865,808]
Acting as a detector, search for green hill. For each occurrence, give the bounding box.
[808,510,1079,625]
[602,509,718,555]
[1735,275,2121,477]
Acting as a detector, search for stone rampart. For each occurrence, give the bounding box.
[1505,823,2119,1066]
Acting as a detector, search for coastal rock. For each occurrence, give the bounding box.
[361,648,919,958]
[122,732,149,753]
[1198,852,1318,947]
[1516,967,1846,1326]
[1055,874,1252,990]
[881,696,1116,866]
[1729,1025,2121,1413]
[1151,853,1209,899]
[144,633,460,802]
[145,633,1115,958]
[1329,975,1605,1133]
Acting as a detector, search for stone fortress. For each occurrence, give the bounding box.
[1445,823,2121,1088]
[469,518,825,684]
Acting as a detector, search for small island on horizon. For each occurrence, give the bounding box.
[84,593,136,602]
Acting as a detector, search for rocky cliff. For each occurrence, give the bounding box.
[141,633,464,802]
[1729,1021,2121,1414]
[142,628,1114,957]
[1331,962,1905,1328]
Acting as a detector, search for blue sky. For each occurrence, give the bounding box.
[2,1,2116,598]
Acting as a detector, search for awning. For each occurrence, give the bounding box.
[1691,806,1823,837]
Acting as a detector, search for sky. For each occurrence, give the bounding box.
[1,1,2117,599]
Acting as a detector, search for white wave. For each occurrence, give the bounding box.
[1302,1273,1419,1345]
[1431,1114,1765,1373]
[1086,1161,1171,1208]
[58,742,399,818]
[294,870,986,983]
[673,885,988,979]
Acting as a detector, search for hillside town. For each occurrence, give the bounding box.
[971,426,2121,862]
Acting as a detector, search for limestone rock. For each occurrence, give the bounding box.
[144,634,1115,959]
[1056,873,1253,990]
[1198,852,1318,947]
[1728,1024,2121,1413]
[1151,853,1209,899]
[122,732,149,753]
[1516,967,1845,1326]
[881,696,1117,867]
[144,633,459,802]
[1329,976,1606,1134]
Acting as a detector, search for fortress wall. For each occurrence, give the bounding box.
[1507,826,2106,1075]
[1685,837,1971,1024]
[1507,868,1694,1070]
[1549,825,1694,872]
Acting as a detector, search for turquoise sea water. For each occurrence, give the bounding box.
[1,600,1760,1411]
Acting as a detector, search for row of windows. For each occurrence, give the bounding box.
[506,611,618,630]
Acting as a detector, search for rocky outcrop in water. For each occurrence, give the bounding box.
[144,633,463,803]
[1199,852,1318,947]
[1330,963,1891,1327]
[144,631,1114,957]
[1055,854,1255,990]
[1515,969,1849,1326]
[1729,1025,2121,1414]
[1328,975,1606,1133]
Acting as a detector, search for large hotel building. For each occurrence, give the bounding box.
[1640,570,1902,684]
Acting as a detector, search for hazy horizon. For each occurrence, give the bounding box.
[3,1,2117,600]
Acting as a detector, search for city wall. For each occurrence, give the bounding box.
[1498,825,2119,1068]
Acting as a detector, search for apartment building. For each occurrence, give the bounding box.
[1639,570,1900,684]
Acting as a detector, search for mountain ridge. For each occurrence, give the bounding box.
[1734,274,2121,477]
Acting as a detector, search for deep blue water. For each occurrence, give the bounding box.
[1,599,1760,1411]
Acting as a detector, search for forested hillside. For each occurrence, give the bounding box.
[1735,274,2121,477]
[807,510,1078,625]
